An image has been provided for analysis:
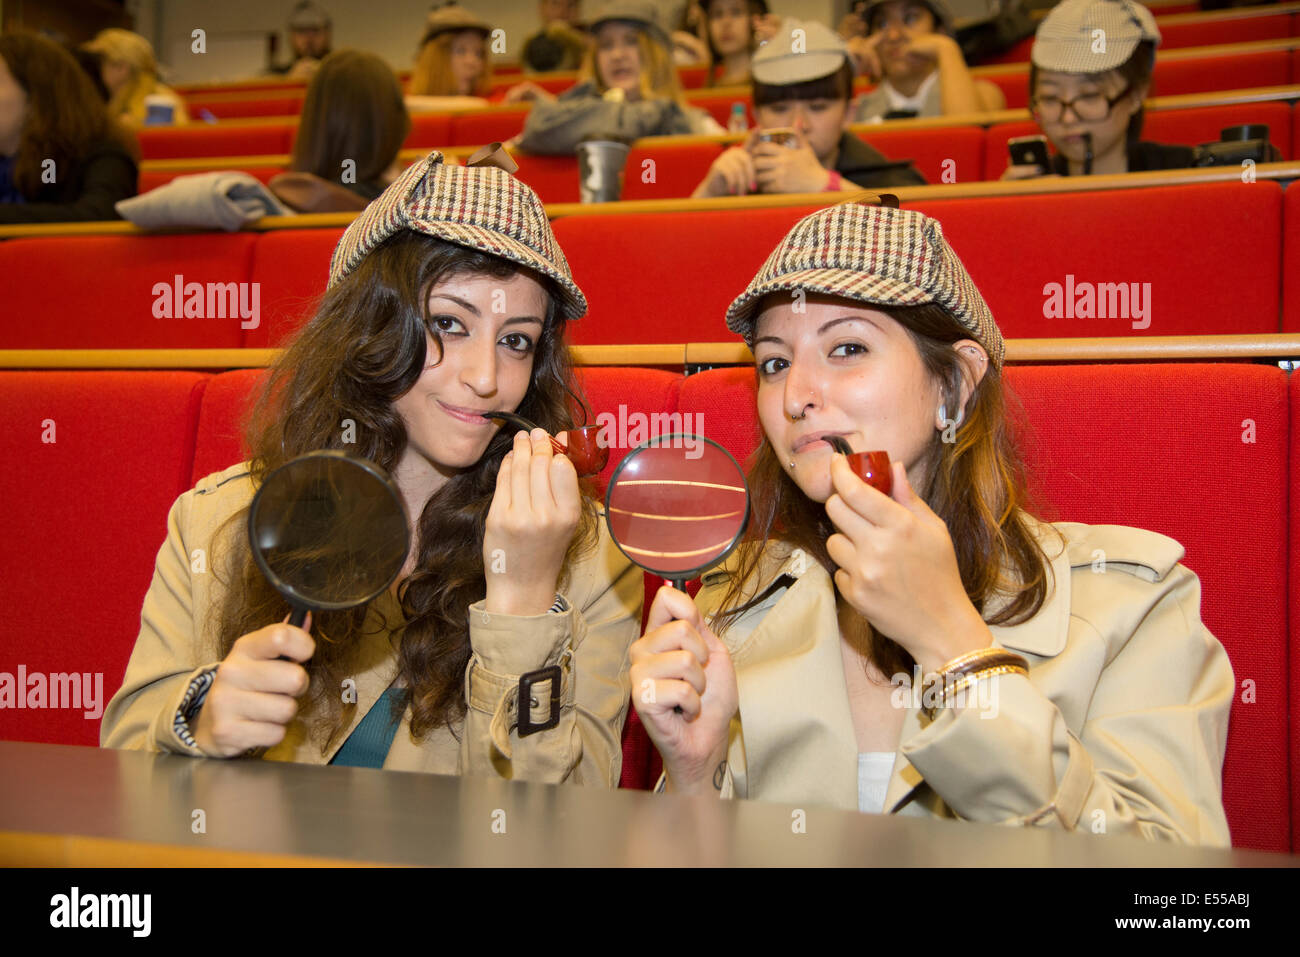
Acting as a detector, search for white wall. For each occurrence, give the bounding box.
[147,0,840,85]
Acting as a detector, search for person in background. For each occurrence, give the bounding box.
[851,0,1004,121]
[83,28,189,127]
[277,50,411,209]
[680,0,775,86]
[515,0,723,155]
[408,4,495,110]
[69,45,111,102]
[693,19,925,197]
[273,1,333,79]
[0,33,138,223]
[1002,0,1194,179]
[629,202,1233,846]
[521,0,589,72]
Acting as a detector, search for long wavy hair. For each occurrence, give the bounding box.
[409,29,491,97]
[711,301,1057,681]
[0,33,137,198]
[210,231,599,752]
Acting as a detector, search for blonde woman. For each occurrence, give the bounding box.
[83,28,188,127]
[406,5,499,112]
[515,1,722,155]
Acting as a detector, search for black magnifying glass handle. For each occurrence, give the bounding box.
[288,605,309,630]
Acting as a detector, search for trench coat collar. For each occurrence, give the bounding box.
[700,514,1076,815]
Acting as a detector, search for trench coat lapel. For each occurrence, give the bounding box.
[881,519,1074,814]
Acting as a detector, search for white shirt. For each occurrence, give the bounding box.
[884,69,939,115]
[857,751,897,814]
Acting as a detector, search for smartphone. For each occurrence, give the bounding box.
[757,127,799,149]
[1008,135,1051,170]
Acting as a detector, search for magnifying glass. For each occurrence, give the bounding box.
[247,451,411,629]
[603,433,750,592]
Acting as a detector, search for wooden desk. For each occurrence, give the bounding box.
[0,741,1291,867]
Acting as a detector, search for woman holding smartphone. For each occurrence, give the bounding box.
[1002,0,1194,179]
[101,151,643,782]
[628,201,1233,845]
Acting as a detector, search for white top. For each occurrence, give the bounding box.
[857,751,897,814]
[885,69,939,115]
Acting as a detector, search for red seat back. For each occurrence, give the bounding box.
[1285,182,1300,332]
[861,124,984,184]
[552,203,828,345]
[449,107,530,148]
[0,371,208,747]
[0,234,257,349]
[246,228,346,347]
[136,121,296,160]
[908,181,1283,337]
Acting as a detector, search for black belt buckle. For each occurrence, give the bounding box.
[517,665,562,737]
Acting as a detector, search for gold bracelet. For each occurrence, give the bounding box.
[940,663,1027,709]
[921,648,1026,705]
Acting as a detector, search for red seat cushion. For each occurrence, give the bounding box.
[139,164,284,194]
[908,181,1283,337]
[190,96,304,120]
[1290,370,1300,851]
[449,107,530,148]
[1152,50,1292,97]
[0,371,208,747]
[553,203,829,345]
[1285,182,1300,333]
[678,362,1289,850]
[621,142,726,201]
[136,121,296,160]
[861,124,984,184]
[246,228,346,347]
[191,368,270,484]
[403,113,453,151]
[0,234,257,349]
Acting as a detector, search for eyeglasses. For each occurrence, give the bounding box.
[1031,85,1133,123]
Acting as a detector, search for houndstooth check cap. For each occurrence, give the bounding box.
[1032,0,1161,74]
[327,151,587,320]
[725,203,1005,370]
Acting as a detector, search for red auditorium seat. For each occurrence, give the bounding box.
[449,107,530,147]
[908,181,1283,337]
[404,113,454,151]
[136,121,296,161]
[621,141,726,200]
[246,228,347,347]
[138,164,284,194]
[1285,182,1300,332]
[0,234,258,349]
[686,93,755,128]
[191,368,269,483]
[1290,370,1300,852]
[190,96,305,120]
[0,371,209,747]
[983,102,1295,178]
[976,50,1293,110]
[677,362,1291,852]
[861,124,984,183]
[552,202,829,345]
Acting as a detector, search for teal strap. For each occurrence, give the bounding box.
[330,688,404,769]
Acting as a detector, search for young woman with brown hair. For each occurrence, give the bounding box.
[0,33,139,223]
[101,153,643,781]
[407,5,497,111]
[288,49,410,203]
[629,202,1233,845]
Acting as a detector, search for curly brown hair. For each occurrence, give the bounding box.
[711,301,1057,681]
[210,231,599,752]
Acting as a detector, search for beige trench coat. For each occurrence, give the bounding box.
[691,515,1234,845]
[101,464,644,786]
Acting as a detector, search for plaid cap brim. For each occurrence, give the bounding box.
[1031,35,1141,73]
[414,219,588,320]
